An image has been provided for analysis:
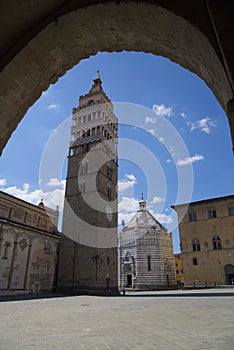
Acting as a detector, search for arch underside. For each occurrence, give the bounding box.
[0,1,233,153]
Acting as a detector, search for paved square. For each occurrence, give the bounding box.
[0,289,234,350]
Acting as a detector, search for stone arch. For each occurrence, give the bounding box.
[0,1,233,154]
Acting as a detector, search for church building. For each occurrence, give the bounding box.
[57,72,118,294]
[0,191,60,295]
[118,196,176,290]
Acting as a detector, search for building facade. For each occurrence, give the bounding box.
[118,197,176,290]
[57,72,118,294]
[0,191,60,295]
[172,195,234,287]
[174,253,184,288]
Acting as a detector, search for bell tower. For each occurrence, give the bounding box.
[57,72,118,294]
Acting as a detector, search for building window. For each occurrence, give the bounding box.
[212,236,222,250]
[192,239,200,252]
[147,255,151,271]
[228,207,234,216]
[208,208,217,219]
[107,256,110,265]
[189,210,197,222]
[3,242,11,260]
[193,257,198,265]
[176,270,179,274]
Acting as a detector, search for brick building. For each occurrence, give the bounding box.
[0,191,60,295]
[172,195,234,287]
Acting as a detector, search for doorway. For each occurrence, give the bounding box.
[225,264,234,285]
[127,274,132,287]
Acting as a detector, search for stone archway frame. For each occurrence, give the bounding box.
[0,1,233,154]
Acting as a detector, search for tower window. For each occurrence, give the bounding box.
[192,239,200,251]
[107,256,110,265]
[193,257,198,265]
[228,207,234,216]
[147,255,151,271]
[212,236,222,250]
[208,208,217,219]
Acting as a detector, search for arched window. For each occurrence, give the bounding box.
[189,210,197,222]
[192,239,200,251]
[212,236,222,250]
[193,257,198,265]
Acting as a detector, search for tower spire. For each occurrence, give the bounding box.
[93,69,101,83]
[139,193,146,211]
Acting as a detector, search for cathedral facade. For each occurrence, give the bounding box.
[0,191,60,295]
[118,197,176,290]
[57,72,118,294]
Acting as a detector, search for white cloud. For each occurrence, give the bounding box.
[189,117,215,134]
[48,103,61,111]
[125,174,136,181]
[118,181,134,192]
[47,178,64,187]
[150,196,164,204]
[118,211,136,226]
[118,174,137,193]
[166,159,172,163]
[151,211,173,225]
[118,196,139,213]
[3,181,65,212]
[118,196,139,225]
[0,178,6,186]
[153,104,173,118]
[145,116,157,124]
[177,154,204,166]
[180,112,187,119]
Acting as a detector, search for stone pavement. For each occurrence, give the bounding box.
[0,288,234,350]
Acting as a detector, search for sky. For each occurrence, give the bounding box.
[0,51,233,253]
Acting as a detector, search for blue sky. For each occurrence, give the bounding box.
[0,52,233,253]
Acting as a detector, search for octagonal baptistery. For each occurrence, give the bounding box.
[118,196,176,290]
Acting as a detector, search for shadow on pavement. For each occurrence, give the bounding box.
[1,289,234,302]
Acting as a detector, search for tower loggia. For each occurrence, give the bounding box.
[57,72,118,294]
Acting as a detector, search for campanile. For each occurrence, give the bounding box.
[57,72,118,294]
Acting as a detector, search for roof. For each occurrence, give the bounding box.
[72,131,105,147]
[123,208,164,231]
[171,194,234,210]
